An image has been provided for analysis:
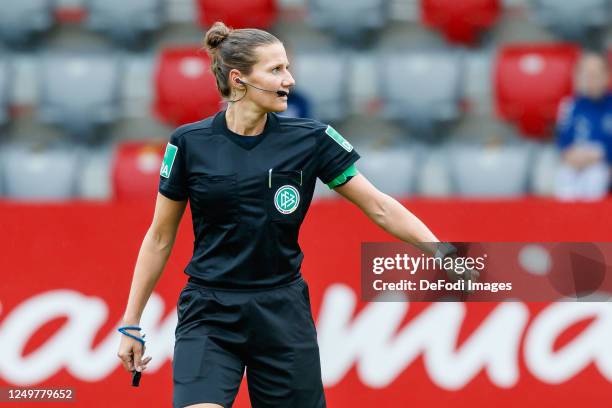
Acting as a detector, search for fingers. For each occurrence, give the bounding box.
[133,346,144,372]
[141,356,153,371]
[117,351,151,372]
[117,350,134,372]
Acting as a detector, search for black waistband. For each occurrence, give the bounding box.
[186,275,304,292]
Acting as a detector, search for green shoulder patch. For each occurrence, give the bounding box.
[325,125,353,152]
[160,143,178,178]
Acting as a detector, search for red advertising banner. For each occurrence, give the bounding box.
[1,198,612,407]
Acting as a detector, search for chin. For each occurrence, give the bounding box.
[269,103,288,113]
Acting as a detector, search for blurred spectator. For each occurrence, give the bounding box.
[280,88,312,118]
[555,52,612,201]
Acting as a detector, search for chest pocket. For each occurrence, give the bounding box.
[190,173,239,224]
[267,169,303,223]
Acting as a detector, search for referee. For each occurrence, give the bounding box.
[117,21,457,408]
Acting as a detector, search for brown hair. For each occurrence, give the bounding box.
[203,21,281,99]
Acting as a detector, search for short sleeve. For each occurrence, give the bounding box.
[316,125,361,184]
[158,130,188,201]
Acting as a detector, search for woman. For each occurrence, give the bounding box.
[117,21,465,408]
[555,51,612,201]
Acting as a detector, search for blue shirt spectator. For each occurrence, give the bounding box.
[555,52,612,201]
[556,92,612,163]
[279,89,311,119]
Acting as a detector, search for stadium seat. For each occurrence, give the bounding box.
[448,144,532,197]
[415,147,452,196]
[355,146,418,197]
[0,0,55,47]
[85,0,165,48]
[0,60,10,126]
[290,51,349,122]
[531,143,561,196]
[379,51,464,138]
[2,143,80,201]
[78,145,113,200]
[530,0,611,42]
[421,0,501,45]
[0,143,4,195]
[307,0,389,46]
[153,46,222,126]
[195,0,278,29]
[312,179,338,200]
[494,44,580,138]
[38,52,122,140]
[112,140,165,201]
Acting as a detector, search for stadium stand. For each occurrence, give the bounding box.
[356,146,419,196]
[0,0,610,201]
[531,143,561,196]
[38,52,122,140]
[494,44,580,138]
[112,140,165,201]
[290,51,350,123]
[77,145,113,200]
[0,60,10,127]
[448,143,533,197]
[530,0,611,43]
[84,0,165,48]
[195,0,278,29]
[421,0,501,45]
[2,143,80,200]
[307,0,389,46]
[153,46,222,126]
[312,179,338,200]
[415,147,453,196]
[379,50,464,140]
[0,0,55,47]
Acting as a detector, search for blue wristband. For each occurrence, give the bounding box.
[118,326,146,346]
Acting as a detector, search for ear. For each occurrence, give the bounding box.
[229,69,244,88]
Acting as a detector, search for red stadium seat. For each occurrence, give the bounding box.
[494,44,580,138]
[421,0,501,45]
[195,0,278,29]
[112,141,165,201]
[153,46,222,126]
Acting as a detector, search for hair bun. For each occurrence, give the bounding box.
[204,21,231,52]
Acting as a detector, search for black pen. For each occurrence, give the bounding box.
[132,370,142,387]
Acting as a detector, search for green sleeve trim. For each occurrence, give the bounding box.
[326,164,359,189]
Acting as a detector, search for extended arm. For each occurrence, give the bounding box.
[117,193,187,372]
[334,174,440,255]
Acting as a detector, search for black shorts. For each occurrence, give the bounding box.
[173,276,326,408]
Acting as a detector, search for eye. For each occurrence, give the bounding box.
[272,66,281,74]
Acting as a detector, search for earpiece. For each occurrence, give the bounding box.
[233,78,289,98]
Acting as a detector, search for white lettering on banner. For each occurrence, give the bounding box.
[317,284,528,389]
[0,291,176,385]
[524,302,612,383]
[0,287,612,388]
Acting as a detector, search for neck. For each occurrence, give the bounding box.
[225,103,267,136]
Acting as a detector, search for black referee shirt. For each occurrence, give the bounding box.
[159,110,360,289]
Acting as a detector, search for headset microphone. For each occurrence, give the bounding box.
[236,78,288,97]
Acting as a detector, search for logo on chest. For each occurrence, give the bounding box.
[274,185,300,214]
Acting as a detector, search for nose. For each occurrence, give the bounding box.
[283,71,295,89]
